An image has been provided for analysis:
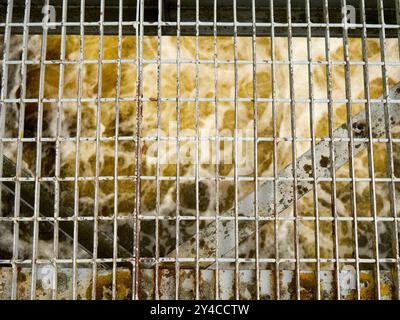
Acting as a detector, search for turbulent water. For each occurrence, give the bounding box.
[1,35,400,272]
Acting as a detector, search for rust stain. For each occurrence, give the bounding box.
[300,272,316,300]
[86,271,132,300]
[341,271,393,300]
[359,272,375,300]
[319,155,330,168]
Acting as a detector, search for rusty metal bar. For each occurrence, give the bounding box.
[133,0,144,300]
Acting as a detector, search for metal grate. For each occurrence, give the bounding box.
[0,0,400,300]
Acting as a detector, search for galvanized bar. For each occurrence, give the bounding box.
[30,0,50,300]
[4,59,400,67]
[286,0,301,300]
[154,0,162,299]
[53,0,68,300]
[3,95,400,105]
[232,0,240,300]
[174,0,181,300]
[90,0,106,300]
[0,2,16,275]
[2,172,400,184]
[377,0,398,300]
[251,0,260,300]
[305,0,321,300]
[340,0,362,299]
[213,0,220,301]
[0,1,13,200]
[322,0,341,300]
[194,0,200,300]
[111,0,124,301]
[360,0,382,300]
[133,0,144,300]
[11,0,31,300]
[394,0,400,300]
[2,256,400,266]
[270,0,280,300]
[1,135,400,145]
[72,0,85,299]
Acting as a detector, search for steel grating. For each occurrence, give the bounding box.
[0,0,400,300]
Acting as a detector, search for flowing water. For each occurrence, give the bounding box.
[1,35,400,271]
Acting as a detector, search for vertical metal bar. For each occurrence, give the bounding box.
[251,0,260,300]
[30,0,49,300]
[360,0,382,300]
[91,0,105,300]
[269,0,280,300]
[393,0,400,300]
[340,0,361,300]
[305,0,321,300]
[53,0,68,300]
[232,0,240,300]
[72,0,85,300]
[322,0,341,300]
[133,0,144,300]
[194,0,200,300]
[174,0,181,300]
[154,0,162,300]
[377,0,397,300]
[213,0,220,301]
[0,0,13,223]
[111,0,123,300]
[286,0,301,300]
[11,0,30,300]
[397,0,400,61]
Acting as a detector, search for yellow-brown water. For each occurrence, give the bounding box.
[2,35,400,270]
